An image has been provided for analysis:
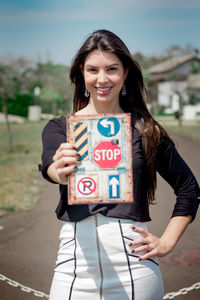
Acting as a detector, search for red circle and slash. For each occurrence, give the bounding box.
[77,177,96,195]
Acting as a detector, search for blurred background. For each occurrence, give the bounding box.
[1,0,200,214]
[0,1,200,299]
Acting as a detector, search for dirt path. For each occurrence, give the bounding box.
[148,132,200,300]
[0,132,200,300]
[0,182,61,300]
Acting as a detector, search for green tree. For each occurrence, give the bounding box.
[0,65,17,150]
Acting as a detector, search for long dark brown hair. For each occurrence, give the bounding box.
[70,29,172,204]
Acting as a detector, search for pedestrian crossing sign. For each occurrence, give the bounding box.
[67,113,133,204]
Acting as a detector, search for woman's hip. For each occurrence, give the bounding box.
[51,214,164,299]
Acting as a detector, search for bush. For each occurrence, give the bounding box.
[0,94,34,117]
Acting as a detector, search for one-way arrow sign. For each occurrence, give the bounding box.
[109,175,120,198]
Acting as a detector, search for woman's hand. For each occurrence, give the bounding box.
[47,143,81,185]
[129,216,192,261]
[129,226,173,261]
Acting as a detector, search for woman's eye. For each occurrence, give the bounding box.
[107,67,117,72]
[88,68,97,72]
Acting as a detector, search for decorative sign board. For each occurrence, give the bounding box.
[67,113,133,204]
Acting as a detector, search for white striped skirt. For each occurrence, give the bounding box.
[49,214,164,300]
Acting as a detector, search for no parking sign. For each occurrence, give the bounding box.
[67,114,133,204]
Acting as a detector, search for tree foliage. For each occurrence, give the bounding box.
[0,43,199,118]
[0,58,74,117]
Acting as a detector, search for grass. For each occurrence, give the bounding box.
[155,116,200,142]
[0,120,47,217]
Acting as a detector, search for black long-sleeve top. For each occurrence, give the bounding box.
[39,116,200,223]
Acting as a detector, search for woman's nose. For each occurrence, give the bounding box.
[97,70,108,84]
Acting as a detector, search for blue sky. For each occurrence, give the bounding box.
[0,0,200,65]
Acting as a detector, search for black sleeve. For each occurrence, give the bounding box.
[38,116,67,183]
[156,138,200,222]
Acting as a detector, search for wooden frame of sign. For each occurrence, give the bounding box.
[67,113,133,204]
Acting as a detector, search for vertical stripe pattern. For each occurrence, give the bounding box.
[74,122,88,160]
[68,222,77,300]
[118,220,134,300]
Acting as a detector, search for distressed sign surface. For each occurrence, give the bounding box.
[67,113,133,204]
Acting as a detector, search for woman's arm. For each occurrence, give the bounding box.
[129,215,192,261]
[39,117,80,184]
[129,136,200,260]
[156,139,199,222]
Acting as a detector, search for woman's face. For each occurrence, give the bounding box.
[82,49,128,109]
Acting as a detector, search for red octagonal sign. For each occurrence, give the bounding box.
[93,141,121,169]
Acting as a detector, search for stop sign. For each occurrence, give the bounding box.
[93,141,121,169]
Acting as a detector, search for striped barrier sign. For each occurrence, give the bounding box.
[74,122,88,161]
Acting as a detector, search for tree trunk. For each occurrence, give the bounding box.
[178,95,183,127]
[2,96,14,151]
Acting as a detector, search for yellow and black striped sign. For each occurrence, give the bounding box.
[74,122,88,160]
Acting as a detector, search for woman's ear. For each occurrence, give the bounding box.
[80,64,84,75]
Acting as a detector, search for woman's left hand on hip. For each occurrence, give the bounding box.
[129,226,172,261]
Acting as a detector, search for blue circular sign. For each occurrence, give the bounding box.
[97,117,120,137]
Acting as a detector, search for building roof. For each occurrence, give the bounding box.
[187,73,200,89]
[148,54,197,74]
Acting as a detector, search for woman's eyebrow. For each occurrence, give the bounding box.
[85,64,97,68]
[106,63,120,68]
[86,63,120,68]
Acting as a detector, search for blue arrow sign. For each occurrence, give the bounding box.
[109,175,120,199]
[97,117,120,137]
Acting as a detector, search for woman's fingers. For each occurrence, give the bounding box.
[138,249,158,261]
[58,142,77,151]
[129,226,162,260]
[56,165,78,184]
[129,226,151,247]
[54,156,80,168]
[131,226,149,237]
[55,149,79,160]
[57,164,78,177]
[53,142,81,168]
[52,143,81,182]
[53,143,79,161]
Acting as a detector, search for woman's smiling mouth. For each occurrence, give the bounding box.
[95,87,112,95]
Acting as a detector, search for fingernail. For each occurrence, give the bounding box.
[73,165,78,170]
[76,156,81,161]
[131,249,135,253]
[129,243,132,246]
[132,226,136,230]
[138,257,142,261]
[73,146,78,151]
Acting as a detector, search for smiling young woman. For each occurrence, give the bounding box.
[39,29,200,300]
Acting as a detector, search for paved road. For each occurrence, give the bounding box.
[0,132,200,300]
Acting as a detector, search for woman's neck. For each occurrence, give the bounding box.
[76,100,124,115]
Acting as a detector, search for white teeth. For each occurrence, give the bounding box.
[97,87,110,91]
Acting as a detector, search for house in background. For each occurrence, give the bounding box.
[147,54,200,114]
[187,73,200,97]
